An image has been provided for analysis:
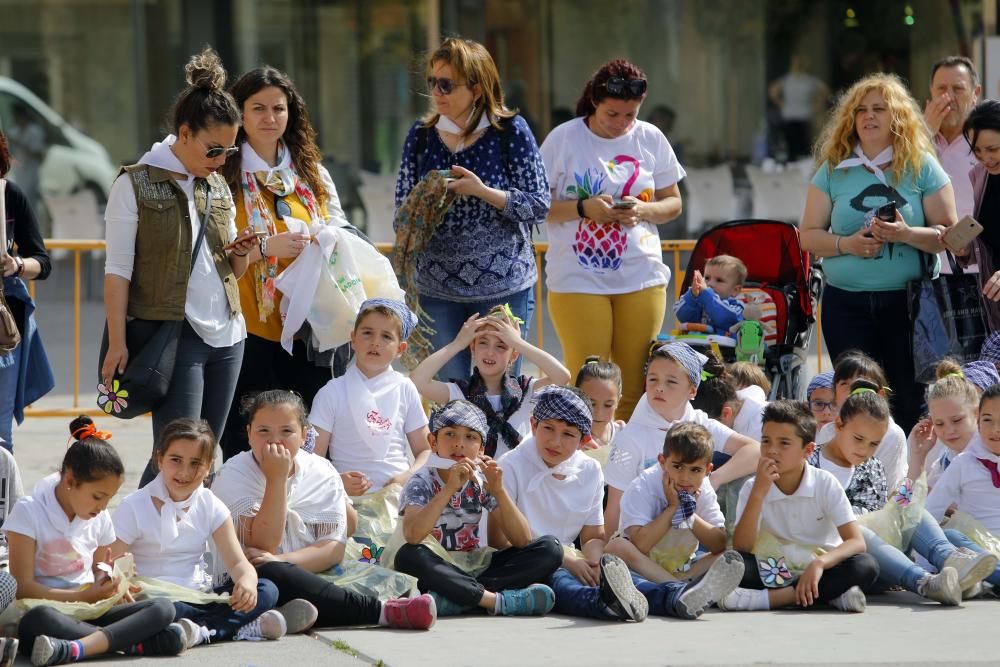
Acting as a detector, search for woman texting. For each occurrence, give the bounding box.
[801,73,956,432]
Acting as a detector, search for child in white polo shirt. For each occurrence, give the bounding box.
[309,299,430,496]
[721,400,879,613]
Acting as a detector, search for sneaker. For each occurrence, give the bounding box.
[598,554,648,622]
[234,610,287,641]
[30,637,76,667]
[829,586,866,613]
[921,567,962,606]
[716,587,763,612]
[383,594,437,630]
[498,584,556,616]
[176,618,201,648]
[277,599,319,634]
[429,591,473,617]
[125,622,187,656]
[943,549,998,593]
[962,582,983,600]
[673,550,746,619]
[0,638,17,667]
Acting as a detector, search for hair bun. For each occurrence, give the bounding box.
[702,349,727,379]
[184,47,227,92]
[935,358,963,381]
[584,355,601,364]
[68,415,94,439]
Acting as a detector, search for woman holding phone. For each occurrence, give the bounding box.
[218,66,352,461]
[539,58,685,420]
[102,48,257,485]
[800,73,956,432]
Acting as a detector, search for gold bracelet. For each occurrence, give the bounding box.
[835,235,843,256]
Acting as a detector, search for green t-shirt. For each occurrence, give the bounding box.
[811,154,949,291]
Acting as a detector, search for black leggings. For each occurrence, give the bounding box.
[394,536,564,608]
[256,561,382,627]
[736,551,880,604]
[18,598,175,655]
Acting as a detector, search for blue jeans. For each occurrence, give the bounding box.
[944,529,1000,586]
[421,286,534,381]
[0,340,19,451]
[547,568,686,619]
[172,578,279,641]
[863,511,957,592]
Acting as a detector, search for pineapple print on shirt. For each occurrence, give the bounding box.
[567,155,654,273]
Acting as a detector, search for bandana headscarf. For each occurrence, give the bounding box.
[454,369,531,458]
[833,144,894,186]
[429,399,489,442]
[981,332,1000,365]
[672,491,698,529]
[655,342,708,389]
[962,361,1000,392]
[806,371,834,398]
[532,386,593,436]
[357,298,418,341]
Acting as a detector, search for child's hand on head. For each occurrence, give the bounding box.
[908,418,936,462]
[691,270,705,297]
[482,315,522,346]
[662,474,680,508]
[259,443,293,481]
[751,456,779,496]
[341,471,372,496]
[454,312,485,347]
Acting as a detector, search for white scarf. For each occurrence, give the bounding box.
[436,110,492,151]
[240,140,293,178]
[628,393,685,431]
[522,439,586,494]
[833,144,893,186]
[345,365,404,458]
[145,473,199,553]
[967,434,1000,463]
[211,450,347,553]
[424,453,486,484]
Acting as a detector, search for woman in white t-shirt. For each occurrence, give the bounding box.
[111,418,303,644]
[540,59,685,421]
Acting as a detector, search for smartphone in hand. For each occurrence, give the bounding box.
[612,199,637,209]
[942,215,983,253]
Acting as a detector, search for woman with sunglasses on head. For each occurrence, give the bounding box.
[394,37,550,380]
[216,66,352,462]
[103,48,258,486]
[539,59,685,421]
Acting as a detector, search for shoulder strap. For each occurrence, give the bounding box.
[191,184,211,274]
[0,179,7,262]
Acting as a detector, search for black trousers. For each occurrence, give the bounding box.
[220,333,333,461]
[736,551,879,604]
[393,536,564,608]
[18,598,175,654]
[256,560,382,627]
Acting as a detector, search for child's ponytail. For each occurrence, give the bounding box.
[691,350,736,419]
[63,416,124,483]
[926,359,980,409]
[838,379,890,425]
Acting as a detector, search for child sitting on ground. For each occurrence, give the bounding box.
[604,342,761,536]
[806,371,836,430]
[309,298,430,496]
[606,423,744,615]
[394,400,563,616]
[411,305,570,459]
[674,255,746,331]
[5,417,186,665]
[720,401,879,613]
[692,352,766,442]
[574,357,626,459]
[212,390,436,631]
[111,418,302,645]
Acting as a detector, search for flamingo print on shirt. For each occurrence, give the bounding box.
[567,155,654,273]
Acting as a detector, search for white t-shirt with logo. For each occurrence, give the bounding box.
[540,118,685,295]
[309,373,428,490]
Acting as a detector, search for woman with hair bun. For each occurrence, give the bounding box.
[101,48,259,486]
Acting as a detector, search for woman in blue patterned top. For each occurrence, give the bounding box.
[394,37,549,380]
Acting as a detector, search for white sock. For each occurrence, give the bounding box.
[493,594,504,615]
[377,602,387,626]
[750,588,770,610]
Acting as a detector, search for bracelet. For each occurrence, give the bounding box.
[14,256,24,276]
[576,198,587,219]
[835,235,843,256]
[259,235,269,258]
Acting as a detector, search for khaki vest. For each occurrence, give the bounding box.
[120,164,241,321]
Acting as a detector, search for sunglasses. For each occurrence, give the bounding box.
[427,76,471,96]
[194,135,239,159]
[604,77,648,97]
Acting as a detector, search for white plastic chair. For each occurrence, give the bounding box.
[683,164,737,236]
[745,164,809,223]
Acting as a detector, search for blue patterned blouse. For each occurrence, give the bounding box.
[394,114,550,302]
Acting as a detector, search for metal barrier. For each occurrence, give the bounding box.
[23,238,822,417]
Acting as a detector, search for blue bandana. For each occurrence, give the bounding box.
[357,298,418,341]
[655,342,708,389]
[429,400,489,442]
[962,361,1000,392]
[806,371,834,398]
[532,386,593,436]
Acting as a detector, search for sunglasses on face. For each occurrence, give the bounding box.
[604,77,648,97]
[427,76,470,95]
[194,135,239,159]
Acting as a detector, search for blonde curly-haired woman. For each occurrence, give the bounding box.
[801,73,958,432]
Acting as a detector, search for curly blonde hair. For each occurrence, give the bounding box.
[815,73,933,183]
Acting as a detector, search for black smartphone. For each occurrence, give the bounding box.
[876,201,896,222]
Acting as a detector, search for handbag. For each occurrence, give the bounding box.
[908,251,987,384]
[97,185,211,418]
[0,179,22,356]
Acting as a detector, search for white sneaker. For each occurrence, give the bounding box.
[943,549,998,593]
[716,587,762,612]
[234,610,287,641]
[829,586,866,613]
[921,567,961,606]
[962,582,983,600]
[674,550,745,619]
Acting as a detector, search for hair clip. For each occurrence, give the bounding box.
[849,387,877,397]
[585,358,600,365]
[946,371,965,379]
[491,303,524,325]
[71,423,113,442]
[700,369,715,381]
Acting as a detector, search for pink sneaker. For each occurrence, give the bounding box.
[383,594,437,630]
